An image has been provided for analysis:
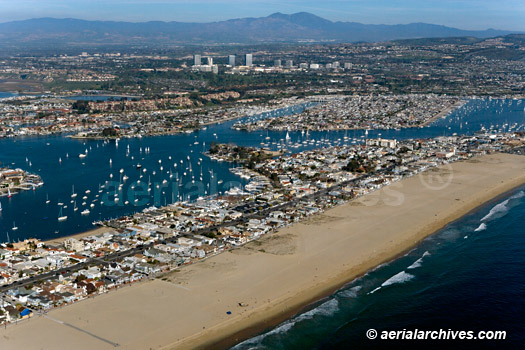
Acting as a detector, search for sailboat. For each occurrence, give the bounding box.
[7,189,12,198]
[46,194,50,204]
[58,206,68,222]
[12,221,18,231]
[71,185,77,198]
[0,201,2,212]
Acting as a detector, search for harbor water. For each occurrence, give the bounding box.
[0,98,524,243]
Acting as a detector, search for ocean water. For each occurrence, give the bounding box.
[0,98,523,242]
[232,187,525,349]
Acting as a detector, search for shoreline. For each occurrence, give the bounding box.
[419,99,467,127]
[44,226,115,246]
[166,153,525,350]
[196,179,525,350]
[1,153,524,350]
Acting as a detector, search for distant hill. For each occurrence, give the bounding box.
[0,12,519,46]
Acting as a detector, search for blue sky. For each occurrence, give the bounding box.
[0,0,523,30]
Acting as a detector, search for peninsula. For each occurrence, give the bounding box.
[1,152,524,350]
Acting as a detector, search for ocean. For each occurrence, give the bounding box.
[0,96,524,347]
[231,187,525,349]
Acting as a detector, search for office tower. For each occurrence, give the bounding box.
[285,60,293,68]
[245,54,253,67]
[228,55,236,66]
[274,59,281,67]
[194,54,202,66]
[344,62,353,69]
[333,61,340,68]
[212,65,219,74]
[207,57,213,66]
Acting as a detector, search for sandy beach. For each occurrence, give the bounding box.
[44,226,115,246]
[1,152,524,350]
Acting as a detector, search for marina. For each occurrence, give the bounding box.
[0,98,524,242]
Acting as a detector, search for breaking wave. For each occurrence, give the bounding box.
[407,258,423,269]
[481,191,523,222]
[407,251,430,270]
[339,286,362,298]
[232,299,339,349]
[369,271,414,294]
[474,223,487,232]
[481,200,509,222]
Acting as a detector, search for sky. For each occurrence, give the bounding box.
[0,0,524,31]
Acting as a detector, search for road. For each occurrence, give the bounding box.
[0,164,397,294]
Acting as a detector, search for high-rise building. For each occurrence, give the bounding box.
[245,54,253,67]
[207,57,213,66]
[228,55,236,66]
[194,54,202,66]
[344,62,353,69]
[285,60,293,68]
[212,65,219,74]
[274,59,281,67]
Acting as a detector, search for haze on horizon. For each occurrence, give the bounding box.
[0,0,524,31]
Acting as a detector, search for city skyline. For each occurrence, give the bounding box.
[0,0,524,31]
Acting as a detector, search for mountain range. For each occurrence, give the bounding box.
[0,12,518,46]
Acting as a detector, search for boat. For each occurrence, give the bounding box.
[58,207,68,222]
[79,153,87,158]
[81,209,90,216]
[12,222,18,231]
[7,189,12,198]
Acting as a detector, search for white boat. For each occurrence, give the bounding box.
[79,153,87,158]
[81,209,90,216]
[12,221,18,231]
[71,186,77,198]
[58,207,68,222]
[46,194,50,204]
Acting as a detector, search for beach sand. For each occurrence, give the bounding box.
[45,226,115,247]
[1,152,524,350]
